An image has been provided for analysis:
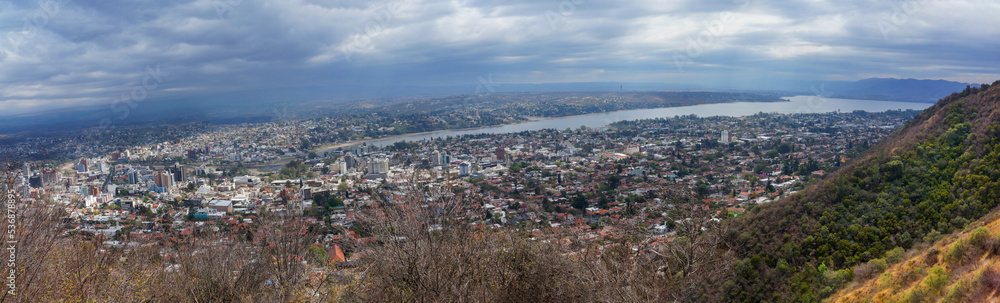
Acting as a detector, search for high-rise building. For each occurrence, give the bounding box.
[154,172,163,188]
[432,151,442,166]
[28,176,41,188]
[442,153,451,167]
[128,171,140,185]
[495,147,506,162]
[154,171,174,188]
[367,158,389,174]
[345,154,358,170]
[41,170,58,187]
[721,130,731,144]
[459,162,471,176]
[169,163,185,182]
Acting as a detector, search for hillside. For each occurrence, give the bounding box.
[724,81,1000,301]
[829,210,1000,302]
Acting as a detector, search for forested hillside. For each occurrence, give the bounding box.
[724,81,1000,301]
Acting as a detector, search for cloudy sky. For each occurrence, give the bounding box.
[1,0,998,116]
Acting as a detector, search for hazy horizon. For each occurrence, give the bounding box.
[2,0,999,116]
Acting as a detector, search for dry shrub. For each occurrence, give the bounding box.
[853,260,882,281]
[340,189,591,302]
[162,210,317,302]
[900,264,927,287]
[340,188,735,302]
[0,203,172,302]
[0,163,734,302]
[2,194,318,302]
[971,267,1000,300]
[923,248,940,265]
[164,241,273,302]
[346,225,590,302]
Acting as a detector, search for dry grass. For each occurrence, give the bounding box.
[829,210,1000,303]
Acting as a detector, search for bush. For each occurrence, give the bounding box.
[902,287,926,303]
[946,240,968,264]
[941,281,967,303]
[994,235,1000,255]
[855,258,891,281]
[824,268,853,287]
[973,267,1000,299]
[854,261,881,281]
[886,247,906,263]
[924,229,943,243]
[343,190,738,302]
[870,258,889,271]
[968,227,992,249]
[924,266,949,293]
[923,248,940,265]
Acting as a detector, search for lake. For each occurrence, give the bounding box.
[348,96,932,148]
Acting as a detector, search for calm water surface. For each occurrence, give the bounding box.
[353,96,932,148]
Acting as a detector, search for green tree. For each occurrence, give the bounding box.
[307,245,328,266]
[571,195,588,211]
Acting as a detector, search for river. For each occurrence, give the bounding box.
[330,96,932,149]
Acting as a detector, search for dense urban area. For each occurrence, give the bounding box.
[5,102,922,297]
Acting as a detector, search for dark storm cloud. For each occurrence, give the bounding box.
[0,0,997,115]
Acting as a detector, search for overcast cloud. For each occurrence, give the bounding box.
[1,0,998,115]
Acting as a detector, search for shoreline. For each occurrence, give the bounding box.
[310,99,791,154]
[311,117,542,154]
[302,96,927,157]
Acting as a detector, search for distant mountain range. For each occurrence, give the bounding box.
[801,78,974,103]
[0,78,975,135]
